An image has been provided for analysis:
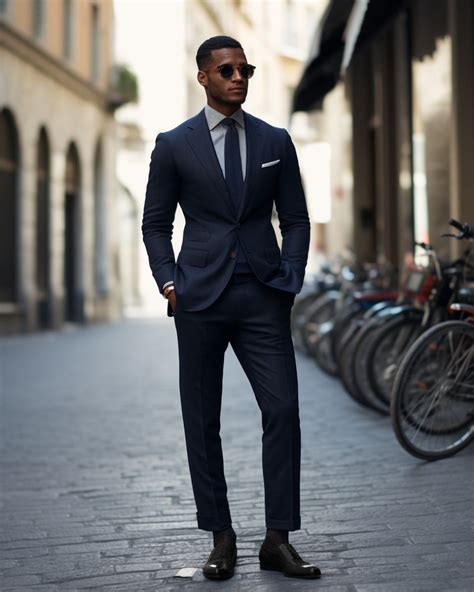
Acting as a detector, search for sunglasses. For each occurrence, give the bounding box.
[210,63,256,79]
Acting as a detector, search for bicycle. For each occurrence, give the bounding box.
[364,236,472,413]
[390,219,474,460]
[343,248,442,414]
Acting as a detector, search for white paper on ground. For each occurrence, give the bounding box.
[174,567,198,578]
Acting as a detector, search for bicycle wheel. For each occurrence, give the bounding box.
[331,303,364,367]
[311,321,339,376]
[301,293,338,356]
[351,319,393,414]
[391,321,474,460]
[291,292,322,352]
[338,303,396,410]
[313,301,363,377]
[367,315,423,408]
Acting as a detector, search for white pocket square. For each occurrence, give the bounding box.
[261,159,280,168]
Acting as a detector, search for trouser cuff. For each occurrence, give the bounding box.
[266,516,301,531]
[196,511,232,531]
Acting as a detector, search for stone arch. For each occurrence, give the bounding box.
[0,107,20,305]
[35,126,51,327]
[64,141,83,322]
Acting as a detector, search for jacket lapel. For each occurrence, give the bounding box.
[185,108,264,220]
[185,109,237,217]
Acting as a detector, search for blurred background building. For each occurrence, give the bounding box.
[1,0,326,331]
[0,0,137,334]
[293,0,474,268]
[4,0,468,332]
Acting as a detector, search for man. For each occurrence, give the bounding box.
[142,36,320,581]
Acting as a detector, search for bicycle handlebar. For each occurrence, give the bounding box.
[449,218,464,231]
[441,218,474,240]
[444,218,474,240]
[414,241,442,280]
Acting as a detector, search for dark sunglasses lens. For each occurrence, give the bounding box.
[241,65,254,79]
[220,64,233,78]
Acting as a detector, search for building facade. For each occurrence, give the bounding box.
[0,0,128,333]
[294,0,474,268]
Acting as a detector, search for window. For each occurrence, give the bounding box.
[63,0,74,61]
[0,0,8,17]
[90,3,100,83]
[32,0,45,39]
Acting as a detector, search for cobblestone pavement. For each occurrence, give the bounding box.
[0,318,473,592]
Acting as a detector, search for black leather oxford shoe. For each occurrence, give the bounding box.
[259,541,321,579]
[202,539,237,580]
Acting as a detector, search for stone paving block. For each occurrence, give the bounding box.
[0,546,50,559]
[355,579,474,592]
[48,571,158,588]
[340,542,452,559]
[0,574,42,586]
[0,536,85,550]
[2,587,60,592]
[51,541,130,555]
[0,559,19,569]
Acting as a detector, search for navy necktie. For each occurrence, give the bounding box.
[222,118,244,212]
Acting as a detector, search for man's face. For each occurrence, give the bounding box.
[198,47,249,107]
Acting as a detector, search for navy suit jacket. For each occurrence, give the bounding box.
[142,108,310,316]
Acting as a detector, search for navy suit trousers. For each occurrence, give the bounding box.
[173,272,301,532]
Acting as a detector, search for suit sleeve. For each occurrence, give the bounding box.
[141,133,180,294]
[274,129,311,289]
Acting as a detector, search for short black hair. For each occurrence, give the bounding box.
[196,36,243,70]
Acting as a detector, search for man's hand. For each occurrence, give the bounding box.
[167,291,176,312]
[163,282,176,312]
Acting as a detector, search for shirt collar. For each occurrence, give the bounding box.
[204,104,245,131]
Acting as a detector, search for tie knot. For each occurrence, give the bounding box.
[221,117,236,128]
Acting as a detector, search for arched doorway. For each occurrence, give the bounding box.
[36,127,51,328]
[93,138,108,296]
[0,108,19,307]
[64,143,83,322]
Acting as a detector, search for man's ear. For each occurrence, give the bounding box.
[197,71,207,88]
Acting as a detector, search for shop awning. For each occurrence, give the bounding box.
[292,0,405,113]
[291,0,354,113]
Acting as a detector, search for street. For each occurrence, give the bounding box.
[0,318,473,591]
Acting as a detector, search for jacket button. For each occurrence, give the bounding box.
[229,251,237,259]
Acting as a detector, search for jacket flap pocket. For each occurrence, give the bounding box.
[178,248,208,267]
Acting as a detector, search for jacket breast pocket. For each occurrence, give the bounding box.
[261,163,280,175]
[259,162,280,193]
[178,248,208,267]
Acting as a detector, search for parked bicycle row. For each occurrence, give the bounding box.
[292,218,474,461]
